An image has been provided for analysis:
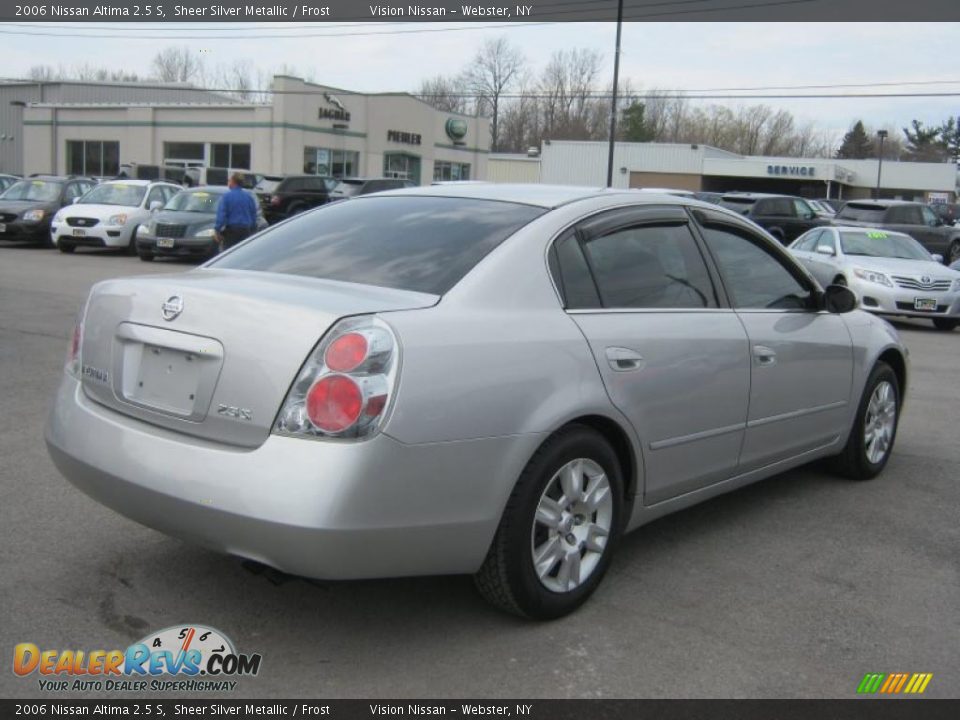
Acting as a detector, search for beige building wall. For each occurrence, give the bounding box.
[21,75,490,183]
[488,156,541,183]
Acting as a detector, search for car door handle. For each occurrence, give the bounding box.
[605,347,645,372]
[753,345,777,367]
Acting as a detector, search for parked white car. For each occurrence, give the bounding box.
[51,180,180,253]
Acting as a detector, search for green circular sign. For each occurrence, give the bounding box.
[445,118,468,142]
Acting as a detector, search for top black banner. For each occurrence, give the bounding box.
[2,0,959,23]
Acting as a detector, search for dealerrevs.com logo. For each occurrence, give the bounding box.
[13,624,262,692]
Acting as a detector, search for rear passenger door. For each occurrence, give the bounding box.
[556,205,751,505]
[693,210,853,472]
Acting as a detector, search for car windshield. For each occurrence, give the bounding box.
[79,183,147,207]
[212,196,545,294]
[1,180,62,202]
[837,203,886,222]
[840,231,931,260]
[164,189,224,213]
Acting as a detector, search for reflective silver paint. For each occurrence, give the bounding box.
[46,186,909,581]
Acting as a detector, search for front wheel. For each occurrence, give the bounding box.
[138,251,154,262]
[829,362,899,480]
[932,318,958,332]
[58,241,75,254]
[474,425,623,619]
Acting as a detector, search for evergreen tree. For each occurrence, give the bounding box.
[940,116,960,163]
[902,119,948,162]
[836,120,873,159]
[620,102,656,142]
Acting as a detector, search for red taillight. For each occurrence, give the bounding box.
[324,332,368,372]
[69,323,81,362]
[270,195,282,207]
[306,375,363,433]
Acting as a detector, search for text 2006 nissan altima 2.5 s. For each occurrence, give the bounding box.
[46,185,908,619]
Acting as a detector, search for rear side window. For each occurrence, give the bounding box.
[837,203,886,222]
[719,198,755,216]
[579,224,718,309]
[213,196,544,295]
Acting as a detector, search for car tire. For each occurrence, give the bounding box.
[948,241,960,266]
[138,251,154,262]
[58,242,75,254]
[126,227,139,255]
[828,362,899,481]
[474,424,624,619]
[932,318,958,332]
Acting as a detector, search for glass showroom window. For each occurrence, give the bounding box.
[384,153,421,184]
[163,142,205,167]
[212,143,251,170]
[66,140,120,177]
[433,161,471,182]
[304,147,359,178]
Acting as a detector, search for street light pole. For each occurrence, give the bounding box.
[875,129,888,200]
[605,0,624,188]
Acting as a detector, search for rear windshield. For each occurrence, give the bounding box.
[837,203,886,222]
[719,197,755,214]
[255,177,282,193]
[212,196,545,294]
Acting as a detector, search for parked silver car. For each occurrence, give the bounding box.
[46,186,908,618]
[790,225,960,332]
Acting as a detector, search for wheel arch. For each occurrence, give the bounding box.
[555,414,640,506]
[877,347,907,400]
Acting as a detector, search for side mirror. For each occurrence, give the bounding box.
[815,245,835,256]
[932,253,944,264]
[822,284,857,314]
[149,201,163,211]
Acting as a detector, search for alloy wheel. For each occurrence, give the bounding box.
[864,380,896,465]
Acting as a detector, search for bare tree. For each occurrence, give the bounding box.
[151,46,204,84]
[416,74,471,115]
[462,37,524,151]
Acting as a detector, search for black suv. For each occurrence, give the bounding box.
[834,200,960,265]
[718,193,830,244]
[258,175,337,224]
[0,175,96,246]
[329,177,416,202]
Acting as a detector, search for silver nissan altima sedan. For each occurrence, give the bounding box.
[46,184,908,619]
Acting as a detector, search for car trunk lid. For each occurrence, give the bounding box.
[79,269,438,447]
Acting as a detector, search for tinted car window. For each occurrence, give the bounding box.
[920,206,940,227]
[756,198,793,217]
[701,224,812,310]
[793,199,815,218]
[550,233,601,309]
[213,196,544,295]
[836,203,886,222]
[719,197,755,216]
[580,224,717,309]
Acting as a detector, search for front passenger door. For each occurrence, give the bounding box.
[557,206,751,505]
[696,212,853,472]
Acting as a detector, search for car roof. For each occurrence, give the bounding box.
[842,199,915,207]
[101,179,154,186]
[183,185,227,193]
[720,192,795,200]
[376,183,698,209]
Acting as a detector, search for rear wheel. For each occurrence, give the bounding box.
[474,425,623,619]
[829,362,899,480]
[58,242,75,254]
[932,318,958,332]
[833,274,847,287]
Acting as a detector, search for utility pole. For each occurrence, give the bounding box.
[605,0,624,188]
[875,129,888,200]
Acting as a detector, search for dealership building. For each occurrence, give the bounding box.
[490,141,957,202]
[19,76,490,184]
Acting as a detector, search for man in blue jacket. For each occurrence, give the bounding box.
[215,173,258,251]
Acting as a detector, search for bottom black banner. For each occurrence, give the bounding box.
[3,699,960,720]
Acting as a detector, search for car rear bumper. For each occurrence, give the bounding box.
[45,375,540,579]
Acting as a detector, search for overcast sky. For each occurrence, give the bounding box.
[2,22,957,140]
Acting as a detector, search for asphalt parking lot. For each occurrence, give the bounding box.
[1,244,958,700]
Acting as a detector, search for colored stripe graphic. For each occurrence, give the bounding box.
[857,672,932,694]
